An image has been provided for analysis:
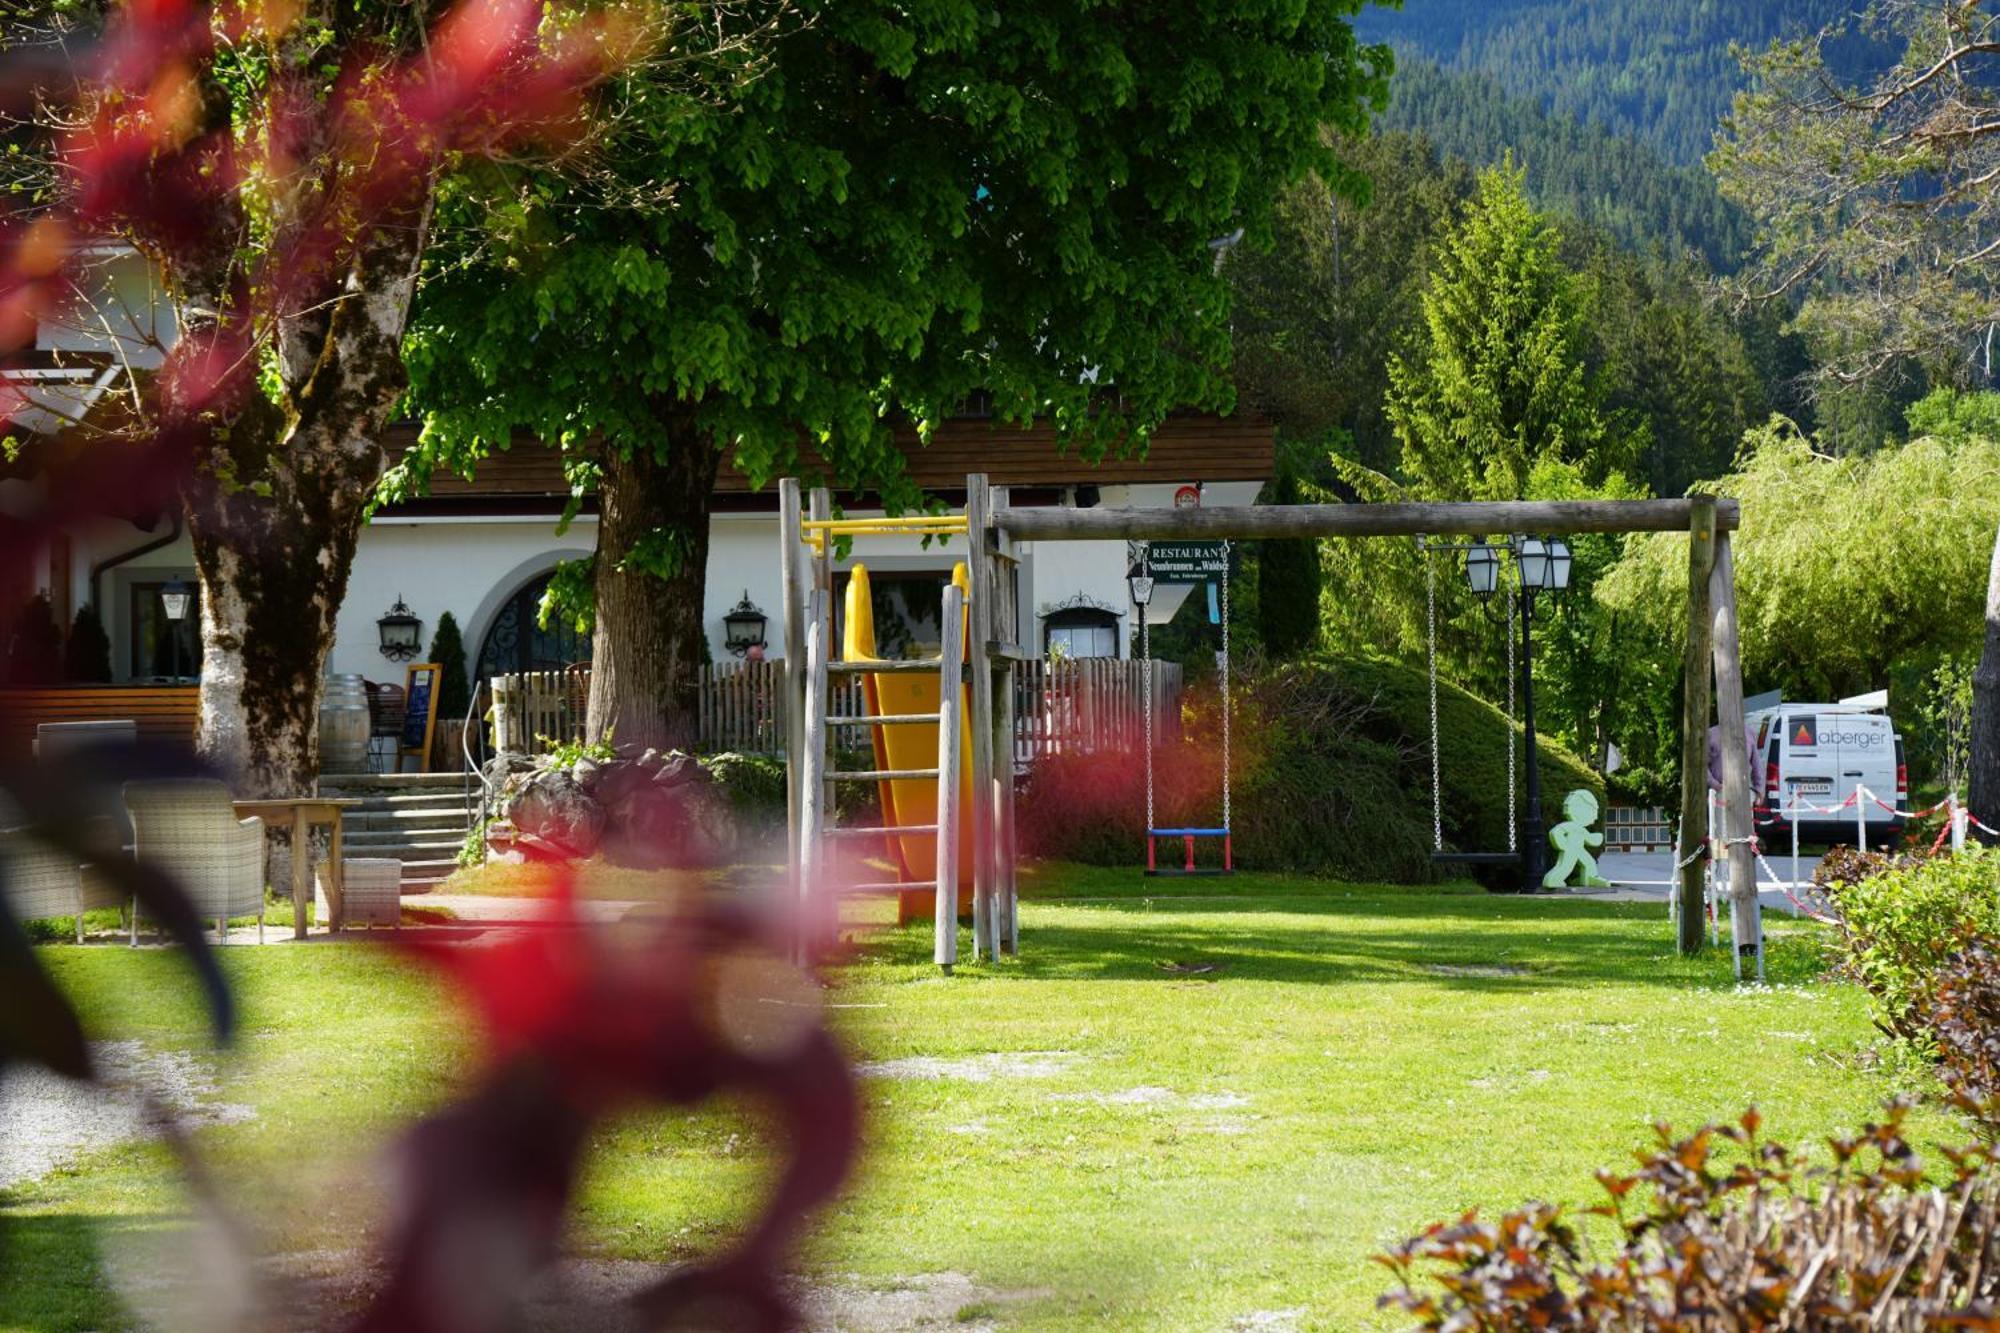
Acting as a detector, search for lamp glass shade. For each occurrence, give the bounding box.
[1517,537,1550,591]
[1547,539,1573,591]
[722,591,768,655]
[1129,576,1155,607]
[1464,542,1499,598]
[377,597,422,660]
[159,579,192,622]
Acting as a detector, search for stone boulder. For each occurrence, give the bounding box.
[505,769,606,860]
[597,749,734,869]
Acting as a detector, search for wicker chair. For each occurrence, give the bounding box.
[0,826,122,943]
[123,780,266,943]
[316,857,401,930]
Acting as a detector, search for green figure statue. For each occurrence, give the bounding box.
[1544,788,1611,889]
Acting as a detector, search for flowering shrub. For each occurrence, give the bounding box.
[1379,1103,2000,1329]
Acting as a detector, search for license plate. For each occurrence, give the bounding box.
[1790,780,1831,794]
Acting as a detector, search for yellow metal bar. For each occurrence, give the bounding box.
[800,516,968,536]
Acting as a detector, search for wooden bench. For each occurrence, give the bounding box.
[0,687,199,762]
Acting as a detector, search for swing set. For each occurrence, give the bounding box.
[1131,540,1234,876]
[773,479,1761,978]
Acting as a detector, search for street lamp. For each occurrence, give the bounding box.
[1464,541,1500,598]
[1509,536,1570,891]
[160,577,191,680]
[1459,536,1573,891]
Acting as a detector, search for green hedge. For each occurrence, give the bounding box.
[1833,847,2000,1045]
[1018,654,1600,884]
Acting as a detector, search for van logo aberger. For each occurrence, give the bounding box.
[1792,718,1817,748]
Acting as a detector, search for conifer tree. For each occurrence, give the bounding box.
[63,606,111,684]
[427,612,471,723]
[1385,160,1633,501]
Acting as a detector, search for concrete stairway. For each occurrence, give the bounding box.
[314,771,477,892]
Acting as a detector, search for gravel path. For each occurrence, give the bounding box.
[0,1041,251,1188]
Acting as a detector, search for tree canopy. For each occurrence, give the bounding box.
[402,0,1394,516]
[1599,414,2000,703]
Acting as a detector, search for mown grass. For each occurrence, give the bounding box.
[4,864,1945,1331]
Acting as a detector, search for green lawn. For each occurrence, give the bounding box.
[3,865,1945,1330]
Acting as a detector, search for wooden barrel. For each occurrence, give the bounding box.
[318,674,372,773]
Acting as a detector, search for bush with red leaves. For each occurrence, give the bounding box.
[1930,939,2000,1137]
[1379,1104,2000,1329]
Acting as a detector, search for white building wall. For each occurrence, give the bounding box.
[335,516,596,681]
[37,475,1264,683]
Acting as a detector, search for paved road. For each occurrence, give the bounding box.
[1586,848,1824,912]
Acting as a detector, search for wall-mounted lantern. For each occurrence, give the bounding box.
[377,596,423,661]
[722,591,768,657]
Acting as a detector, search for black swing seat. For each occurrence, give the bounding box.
[1429,852,1522,866]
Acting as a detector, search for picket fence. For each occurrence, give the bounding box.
[487,657,1180,762]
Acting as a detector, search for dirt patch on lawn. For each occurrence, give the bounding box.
[276,1256,1031,1331]
[1423,962,1531,979]
[855,1051,1079,1082]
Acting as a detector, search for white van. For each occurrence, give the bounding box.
[1746,693,1906,846]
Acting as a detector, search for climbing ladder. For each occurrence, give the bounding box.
[778,475,1024,972]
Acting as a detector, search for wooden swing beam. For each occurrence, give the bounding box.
[993,497,1740,541]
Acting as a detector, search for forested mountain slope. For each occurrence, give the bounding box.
[1379,59,1750,269]
[1356,0,1854,166]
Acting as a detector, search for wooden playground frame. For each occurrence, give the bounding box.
[778,478,1758,978]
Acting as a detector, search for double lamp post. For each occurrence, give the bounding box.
[1459,535,1572,892]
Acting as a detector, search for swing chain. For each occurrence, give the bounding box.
[1141,543,1154,838]
[1221,540,1232,835]
[1506,557,1517,854]
[1424,536,1443,853]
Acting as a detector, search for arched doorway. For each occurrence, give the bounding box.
[474,571,593,681]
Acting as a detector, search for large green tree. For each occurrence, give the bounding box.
[401,1,1393,749]
[6,0,640,793]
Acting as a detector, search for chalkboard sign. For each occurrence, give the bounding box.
[1136,541,1229,584]
[399,662,441,772]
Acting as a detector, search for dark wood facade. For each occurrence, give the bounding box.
[377,413,1274,514]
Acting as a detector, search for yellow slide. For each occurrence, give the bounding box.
[842,563,975,921]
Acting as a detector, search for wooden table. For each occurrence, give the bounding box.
[232,798,361,938]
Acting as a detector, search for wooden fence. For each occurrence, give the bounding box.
[1011,659,1182,763]
[488,657,1179,762]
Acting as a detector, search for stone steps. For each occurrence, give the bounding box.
[317,771,477,893]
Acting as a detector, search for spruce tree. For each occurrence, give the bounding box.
[427,611,471,722]
[5,595,63,686]
[1386,159,1629,501]
[63,605,112,683]
[1257,470,1321,660]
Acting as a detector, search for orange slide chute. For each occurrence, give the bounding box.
[842,564,975,922]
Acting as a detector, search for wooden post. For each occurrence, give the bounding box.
[1677,497,1718,954]
[799,616,830,954]
[992,483,1020,955]
[965,475,995,961]
[779,479,805,907]
[1710,533,1762,981]
[935,584,965,972]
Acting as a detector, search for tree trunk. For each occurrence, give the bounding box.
[181,212,431,797]
[185,441,380,796]
[586,429,719,753]
[1972,520,2000,840]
